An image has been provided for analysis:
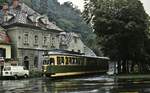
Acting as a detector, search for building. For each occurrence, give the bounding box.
[0,0,96,70]
[0,26,11,59]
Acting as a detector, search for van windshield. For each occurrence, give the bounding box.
[3,67,11,71]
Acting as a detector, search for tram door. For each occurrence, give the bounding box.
[0,48,6,58]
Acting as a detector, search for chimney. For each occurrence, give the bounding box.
[12,0,20,9]
[2,3,9,15]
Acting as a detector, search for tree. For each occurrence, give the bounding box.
[83,0,150,73]
[0,0,7,5]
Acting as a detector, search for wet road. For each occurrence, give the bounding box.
[0,76,150,93]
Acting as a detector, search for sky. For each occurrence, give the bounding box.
[58,0,84,11]
[58,0,150,15]
[141,0,150,15]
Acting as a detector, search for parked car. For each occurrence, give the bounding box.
[2,66,29,79]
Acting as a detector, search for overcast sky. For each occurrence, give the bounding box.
[58,0,150,15]
[58,0,84,10]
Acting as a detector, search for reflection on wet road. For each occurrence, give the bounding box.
[0,76,150,93]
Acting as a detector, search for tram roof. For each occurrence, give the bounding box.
[44,49,110,60]
[82,55,110,60]
[46,49,82,55]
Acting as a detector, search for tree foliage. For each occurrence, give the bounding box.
[0,0,7,6]
[83,0,150,73]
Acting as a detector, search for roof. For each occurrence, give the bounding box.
[47,49,83,55]
[0,2,63,32]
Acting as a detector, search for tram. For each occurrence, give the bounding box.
[42,50,109,78]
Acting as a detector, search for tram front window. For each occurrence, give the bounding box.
[43,60,49,65]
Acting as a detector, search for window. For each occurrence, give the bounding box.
[50,37,55,48]
[24,33,29,45]
[50,58,55,65]
[34,56,38,68]
[4,16,7,22]
[4,67,11,71]
[51,37,55,43]
[65,57,69,64]
[43,35,48,47]
[57,57,61,65]
[34,35,38,44]
[51,43,55,48]
[18,36,21,40]
[57,57,64,65]
[43,36,47,45]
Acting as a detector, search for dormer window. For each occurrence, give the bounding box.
[39,17,47,25]
[3,15,15,22]
[4,16,8,22]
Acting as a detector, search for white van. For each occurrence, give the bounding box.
[2,66,29,79]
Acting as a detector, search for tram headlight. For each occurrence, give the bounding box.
[44,70,47,72]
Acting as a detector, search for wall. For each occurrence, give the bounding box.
[7,25,60,69]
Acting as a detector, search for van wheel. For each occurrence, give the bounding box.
[14,75,18,80]
[24,74,28,78]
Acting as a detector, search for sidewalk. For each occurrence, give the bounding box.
[117,74,150,79]
[114,74,150,82]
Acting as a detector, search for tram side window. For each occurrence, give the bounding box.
[73,58,77,64]
[66,57,69,64]
[71,58,80,65]
[50,58,54,65]
[61,57,64,65]
[71,58,75,64]
[57,57,64,65]
[70,57,75,65]
[77,57,84,65]
[76,58,82,65]
[86,58,93,65]
[57,57,61,65]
